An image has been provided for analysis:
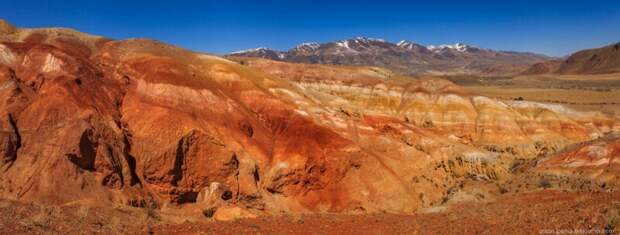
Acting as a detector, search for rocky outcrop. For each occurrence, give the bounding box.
[536,133,620,190]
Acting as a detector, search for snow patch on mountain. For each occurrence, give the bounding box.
[336,40,357,52]
[427,43,475,52]
[230,47,271,55]
[397,40,424,50]
[293,42,320,52]
[397,40,411,47]
[353,36,385,42]
[334,37,388,53]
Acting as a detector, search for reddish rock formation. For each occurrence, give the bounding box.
[0,21,618,217]
[537,133,620,190]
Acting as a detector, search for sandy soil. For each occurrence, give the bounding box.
[455,73,620,118]
[463,86,620,104]
[463,86,620,118]
[1,190,617,235]
[516,73,620,81]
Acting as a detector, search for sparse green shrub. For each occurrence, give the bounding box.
[605,213,618,235]
[202,207,217,218]
[145,204,160,221]
[539,178,552,189]
[499,187,509,194]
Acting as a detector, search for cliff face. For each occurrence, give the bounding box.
[0,23,617,216]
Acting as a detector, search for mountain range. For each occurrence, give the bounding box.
[228,37,552,76]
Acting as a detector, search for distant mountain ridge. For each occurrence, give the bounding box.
[227,37,552,76]
[556,42,620,74]
[522,42,620,75]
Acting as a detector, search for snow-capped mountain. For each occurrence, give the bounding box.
[341,36,386,45]
[227,37,552,75]
[397,40,430,53]
[230,47,286,60]
[291,42,320,52]
[396,40,414,48]
[230,47,270,55]
[332,37,392,53]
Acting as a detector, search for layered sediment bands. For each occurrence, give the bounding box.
[0,24,618,215]
[536,134,620,190]
[240,58,616,157]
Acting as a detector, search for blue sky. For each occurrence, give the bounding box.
[1,0,619,56]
